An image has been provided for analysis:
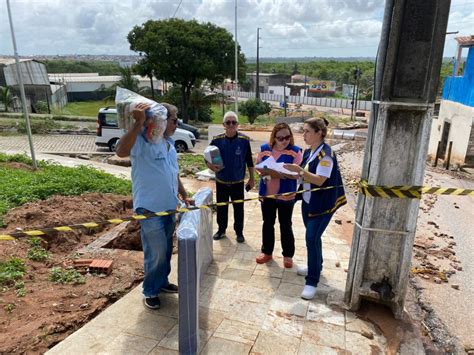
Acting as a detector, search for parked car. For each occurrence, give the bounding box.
[95,107,196,153]
[178,119,200,139]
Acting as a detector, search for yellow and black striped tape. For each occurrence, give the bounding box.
[0,186,340,241]
[1,180,473,241]
[358,179,474,199]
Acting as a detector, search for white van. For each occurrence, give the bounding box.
[95,107,196,152]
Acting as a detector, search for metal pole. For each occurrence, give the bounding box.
[234,0,238,113]
[6,0,37,169]
[445,141,453,170]
[256,27,260,100]
[283,86,287,117]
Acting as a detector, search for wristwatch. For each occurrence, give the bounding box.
[298,170,305,177]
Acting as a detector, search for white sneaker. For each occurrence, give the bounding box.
[297,265,308,276]
[301,285,317,300]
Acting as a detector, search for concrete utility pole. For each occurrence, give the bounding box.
[234,0,238,113]
[345,0,451,318]
[6,0,37,169]
[256,27,261,99]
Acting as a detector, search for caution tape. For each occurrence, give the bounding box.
[358,179,474,199]
[0,185,340,241]
[1,180,473,241]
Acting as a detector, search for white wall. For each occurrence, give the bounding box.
[428,100,474,165]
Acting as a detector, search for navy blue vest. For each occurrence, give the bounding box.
[301,143,347,216]
[211,133,250,184]
[258,143,301,200]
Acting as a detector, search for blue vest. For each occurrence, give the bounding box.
[258,143,301,201]
[211,133,251,184]
[301,143,347,216]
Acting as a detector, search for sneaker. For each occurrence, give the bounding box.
[161,283,178,293]
[283,257,293,268]
[236,234,245,243]
[256,253,273,264]
[143,296,161,309]
[301,285,317,300]
[213,231,226,240]
[297,265,308,276]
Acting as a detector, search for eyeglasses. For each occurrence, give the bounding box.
[275,135,291,142]
[225,120,238,126]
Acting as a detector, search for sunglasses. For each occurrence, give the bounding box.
[275,135,291,142]
[225,120,238,126]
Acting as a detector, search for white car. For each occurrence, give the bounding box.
[95,107,196,153]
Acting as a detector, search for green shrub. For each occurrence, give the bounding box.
[239,99,272,124]
[34,101,49,114]
[0,257,26,287]
[17,118,60,134]
[49,267,85,285]
[27,246,49,262]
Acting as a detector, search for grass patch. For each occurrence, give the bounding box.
[49,267,85,285]
[0,257,26,287]
[178,154,207,176]
[52,101,109,117]
[0,153,131,227]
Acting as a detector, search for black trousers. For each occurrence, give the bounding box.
[261,198,295,257]
[216,181,244,235]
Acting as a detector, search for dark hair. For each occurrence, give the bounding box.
[304,117,329,138]
[161,102,178,118]
[269,122,294,147]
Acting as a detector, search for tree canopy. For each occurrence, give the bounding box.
[128,18,246,121]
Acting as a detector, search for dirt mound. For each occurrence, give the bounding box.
[0,193,144,354]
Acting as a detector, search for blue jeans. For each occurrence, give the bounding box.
[302,202,333,287]
[136,208,176,298]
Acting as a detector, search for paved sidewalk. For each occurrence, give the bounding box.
[46,197,389,354]
[1,151,420,354]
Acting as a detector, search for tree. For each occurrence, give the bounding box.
[133,56,156,99]
[117,66,139,92]
[0,87,13,112]
[128,18,246,122]
[239,98,271,124]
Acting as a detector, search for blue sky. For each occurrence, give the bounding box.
[0,0,472,58]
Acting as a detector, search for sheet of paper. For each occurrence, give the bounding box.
[256,156,298,175]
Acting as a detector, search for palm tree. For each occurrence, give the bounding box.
[117,66,139,92]
[0,86,13,112]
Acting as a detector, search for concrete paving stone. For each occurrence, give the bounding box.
[198,307,226,332]
[155,294,179,319]
[123,314,177,341]
[158,324,212,353]
[269,294,309,318]
[200,274,218,290]
[206,261,228,276]
[148,346,179,354]
[253,264,284,278]
[306,302,345,326]
[345,329,385,354]
[100,333,159,354]
[298,341,340,355]
[213,319,260,345]
[220,267,254,282]
[226,299,271,327]
[282,270,307,286]
[234,250,260,261]
[323,249,339,261]
[275,282,304,298]
[322,268,348,282]
[229,258,258,272]
[302,321,345,349]
[262,309,305,338]
[201,336,252,355]
[213,253,234,263]
[251,330,301,355]
[237,284,276,304]
[345,317,379,338]
[248,274,282,290]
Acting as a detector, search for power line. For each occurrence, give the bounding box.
[172,0,184,17]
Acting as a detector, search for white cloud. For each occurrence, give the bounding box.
[0,0,472,57]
